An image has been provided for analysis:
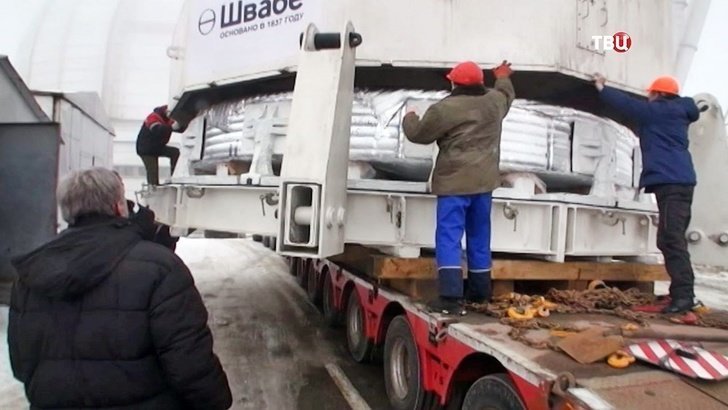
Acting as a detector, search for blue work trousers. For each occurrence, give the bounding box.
[436,193,493,299]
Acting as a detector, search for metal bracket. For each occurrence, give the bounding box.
[386,195,406,240]
[551,372,577,398]
[185,186,205,198]
[428,318,457,346]
[503,202,519,232]
[599,210,626,235]
[259,192,279,216]
[368,283,379,304]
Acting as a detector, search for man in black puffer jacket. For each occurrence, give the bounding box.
[8,167,232,410]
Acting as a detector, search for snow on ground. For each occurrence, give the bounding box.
[0,307,26,409]
[655,266,728,308]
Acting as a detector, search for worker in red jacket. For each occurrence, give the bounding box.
[136,105,182,185]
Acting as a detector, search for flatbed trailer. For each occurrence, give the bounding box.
[281,250,728,410]
[142,20,728,409]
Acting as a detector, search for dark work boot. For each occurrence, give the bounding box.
[465,270,492,304]
[426,297,466,316]
[661,298,699,314]
[432,268,466,315]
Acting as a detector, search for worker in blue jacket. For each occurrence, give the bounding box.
[593,73,701,314]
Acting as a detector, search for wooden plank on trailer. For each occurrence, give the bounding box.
[576,262,668,281]
[332,248,667,283]
[493,280,514,297]
[329,245,379,275]
[384,279,438,301]
[374,256,437,280]
[373,258,580,280]
[491,260,579,280]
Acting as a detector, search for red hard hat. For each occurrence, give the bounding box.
[446,61,484,86]
[646,76,679,95]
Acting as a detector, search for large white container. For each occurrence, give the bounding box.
[169,0,674,112]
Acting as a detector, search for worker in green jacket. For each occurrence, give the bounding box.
[403,60,515,315]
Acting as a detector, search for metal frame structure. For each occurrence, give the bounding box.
[143,20,727,268]
[142,175,659,262]
[141,20,665,262]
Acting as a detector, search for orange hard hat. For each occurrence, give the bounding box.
[446,61,484,86]
[646,76,679,95]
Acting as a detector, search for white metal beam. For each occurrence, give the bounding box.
[141,182,659,261]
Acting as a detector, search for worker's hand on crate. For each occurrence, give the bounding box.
[593,73,606,91]
[492,60,513,79]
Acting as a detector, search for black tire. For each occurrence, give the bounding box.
[306,266,322,306]
[346,290,374,363]
[270,236,277,250]
[461,374,525,410]
[252,234,264,243]
[384,316,425,410]
[262,236,271,248]
[322,270,339,327]
[296,259,308,288]
[288,257,298,276]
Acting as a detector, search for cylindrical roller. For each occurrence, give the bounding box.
[298,32,363,50]
[294,206,314,226]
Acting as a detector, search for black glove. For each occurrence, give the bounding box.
[127,201,156,240]
[152,224,180,251]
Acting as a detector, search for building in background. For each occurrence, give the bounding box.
[0,56,114,298]
[8,0,183,197]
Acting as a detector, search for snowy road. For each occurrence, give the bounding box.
[2,238,727,409]
[176,238,389,410]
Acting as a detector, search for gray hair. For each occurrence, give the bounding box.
[58,167,125,224]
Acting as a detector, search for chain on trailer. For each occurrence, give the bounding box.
[467,283,728,351]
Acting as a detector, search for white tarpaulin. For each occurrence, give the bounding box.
[197,90,640,191]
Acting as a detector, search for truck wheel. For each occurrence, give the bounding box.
[288,257,298,276]
[346,290,373,363]
[306,267,322,306]
[384,316,424,410]
[461,374,525,410]
[296,259,308,288]
[322,271,339,327]
[262,236,271,248]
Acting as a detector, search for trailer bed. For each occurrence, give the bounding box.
[419,301,728,409]
[316,256,728,409]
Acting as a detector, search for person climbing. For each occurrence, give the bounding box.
[136,105,183,185]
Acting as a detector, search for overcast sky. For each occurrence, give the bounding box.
[0,0,726,110]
